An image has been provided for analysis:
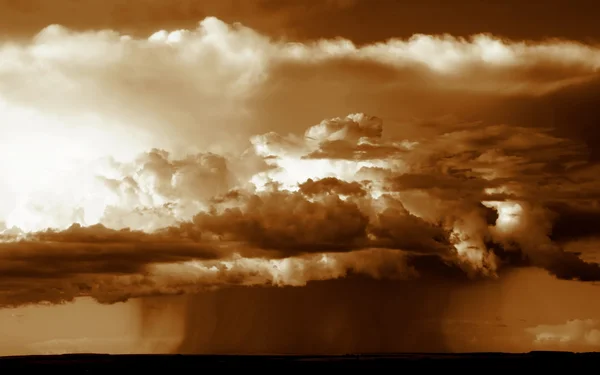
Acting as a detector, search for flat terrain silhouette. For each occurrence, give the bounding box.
[1,352,598,370]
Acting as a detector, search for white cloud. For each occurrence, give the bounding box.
[1,17,600,307]
[526,319,600,349]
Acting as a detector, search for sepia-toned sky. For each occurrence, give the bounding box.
[1,0,600,355]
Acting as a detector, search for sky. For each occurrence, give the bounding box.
[1,0,600,355]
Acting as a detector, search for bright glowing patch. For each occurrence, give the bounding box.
[482,200,523,231]
[3,16,599,303]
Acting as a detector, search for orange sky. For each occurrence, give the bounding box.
[1,0,600,355]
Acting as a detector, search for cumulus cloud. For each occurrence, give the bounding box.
[526,319,600,350]
[2,19,599,176]
[97,149,234,231]
[0,228,421,307]
[2,17,600,140]
[2,110,600,307]
[1,18,600,308]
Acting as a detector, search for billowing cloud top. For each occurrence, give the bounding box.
[1,17,600,308]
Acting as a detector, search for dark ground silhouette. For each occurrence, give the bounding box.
[1,352,598,370]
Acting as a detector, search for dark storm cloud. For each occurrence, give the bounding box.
[0,194,462,307]
[298,177,368,197]
[1,0,600,357]
[193,191,370,253]
[4,105,600,308]
[482,77,600,162]
[548,203,600,243]
[1,17,600,316]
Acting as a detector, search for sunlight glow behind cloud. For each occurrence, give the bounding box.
[1,17,600,308]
